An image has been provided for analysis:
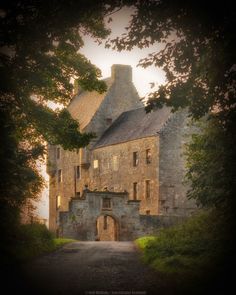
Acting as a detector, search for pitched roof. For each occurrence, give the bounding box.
[94,106,172,149]
[67,78,112,130]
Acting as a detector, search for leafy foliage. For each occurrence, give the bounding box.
[136,210,234,293]
[109,1,235,120]
[185,114,236,209]
[4,222,76,264]
[0,0,121,257]
[109,1,236,210]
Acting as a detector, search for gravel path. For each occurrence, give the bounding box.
[18,241,174,295]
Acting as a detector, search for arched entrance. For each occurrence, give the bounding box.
[96,214,118,241]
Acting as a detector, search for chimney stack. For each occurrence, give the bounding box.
[111,64,132,82]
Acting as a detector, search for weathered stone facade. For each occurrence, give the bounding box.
[47,64,197,239]
[60,191,186,241]
[158,109,196,215]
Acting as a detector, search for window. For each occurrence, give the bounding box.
[76,166,81,179]
[56,195,61,209]
[103,215,108,230]
[102,198,111,209]
[113,155,119,171]
[146,149,151,164]
[58,169,62,183]
[133,152,139,167]
[56,147,60,159]
[93,159,99,169]
[145,180,150,198]
[133,182,138,200]
[146,210,150,215]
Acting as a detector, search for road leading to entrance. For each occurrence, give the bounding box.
[20,241,173,295]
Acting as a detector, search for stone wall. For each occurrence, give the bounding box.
[85,65,143,139]
[59,191,142,241]
[159,109,197,216]
[91,136,159,215]
[59,191,187,241]
[48,65,143,233]
[47,65,199,234]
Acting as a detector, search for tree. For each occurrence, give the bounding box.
[185,115,236,210]
[108,0,236,208]
[0,0,122,242]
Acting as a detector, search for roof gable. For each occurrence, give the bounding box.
[67,78,112,130]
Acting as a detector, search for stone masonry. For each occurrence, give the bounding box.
[47,64,197,239]
[60,190,186,241]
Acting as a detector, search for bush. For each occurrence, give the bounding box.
[6,223,76,264]
[136,209,234,289]
[11,223,54,262]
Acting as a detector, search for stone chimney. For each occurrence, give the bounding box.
[111,64,132,82]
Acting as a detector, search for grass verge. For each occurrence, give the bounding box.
[5,223,76,264]
[135,210,234,293]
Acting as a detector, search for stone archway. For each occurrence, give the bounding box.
[96,214,119,241]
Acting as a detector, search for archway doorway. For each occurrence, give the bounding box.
[96,215,118,241]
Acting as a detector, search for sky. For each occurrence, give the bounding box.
[35,7,166,222]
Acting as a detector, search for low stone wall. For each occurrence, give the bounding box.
[59,191,188,241]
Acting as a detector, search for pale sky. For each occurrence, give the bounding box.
[36,7,166,223]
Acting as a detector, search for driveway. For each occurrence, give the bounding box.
[18,241,173,295]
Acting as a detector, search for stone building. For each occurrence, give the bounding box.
[47,64,197,239]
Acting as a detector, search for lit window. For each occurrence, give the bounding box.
[146,149,151,164]
[56,147,60,159]
[102,198,111,209]
[133,182,138,200]
[93,159,98,169]
[56,195,61,209]
[145,180,150,198]
[113,155,119,171]
[58,169,62,183]
[133,152,139,167]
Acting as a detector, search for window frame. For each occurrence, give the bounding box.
[93,159,99,169]
[112,155,119,171]
[133,151,139,167]
[146,148,151,164]
[56,195,61,209]
[102,198,112,210]
[145,180,151,199]
[133,182,138,200]
[58,169,62,183]
[76,165,81,179]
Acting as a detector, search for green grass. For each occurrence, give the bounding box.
[135,210,233,283]
[6,223,77,264]
[53,238,76,249]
